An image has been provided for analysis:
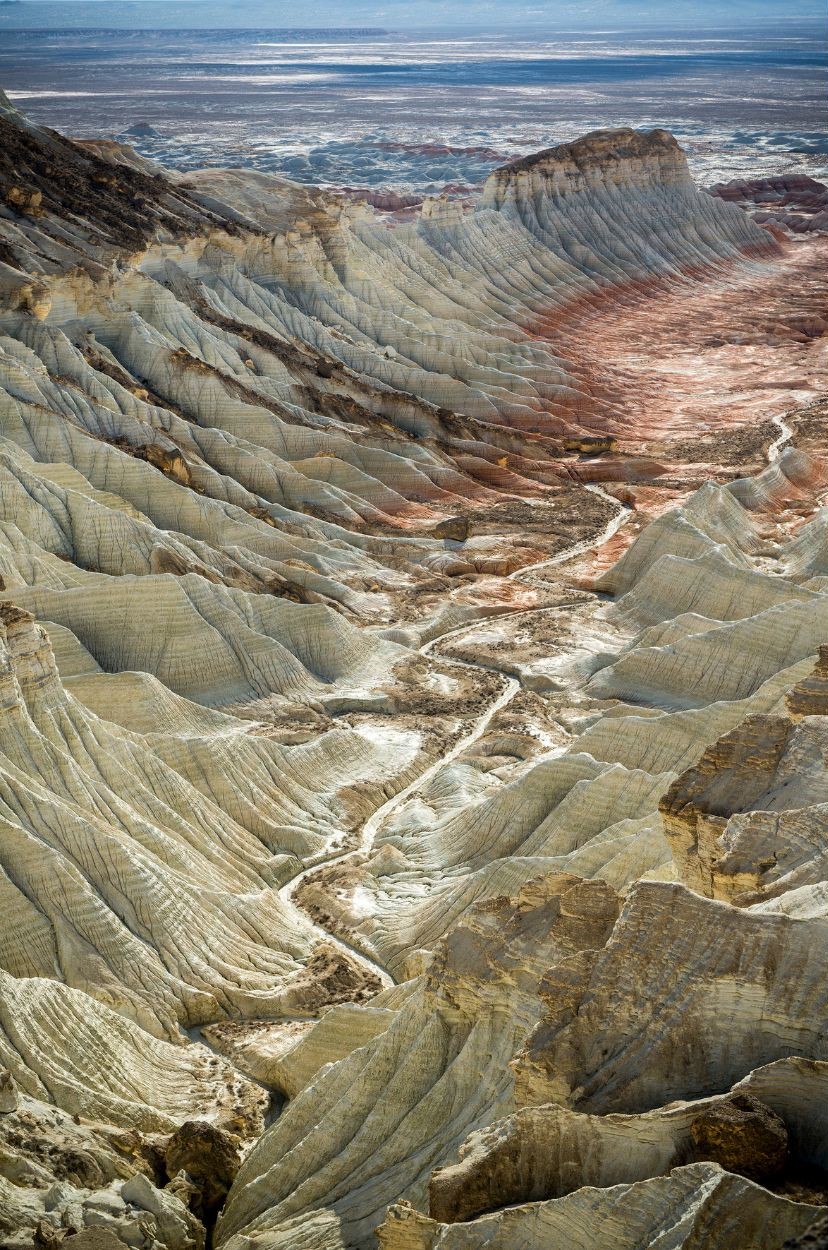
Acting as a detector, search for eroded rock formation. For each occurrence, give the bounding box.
[0,88,826,1249]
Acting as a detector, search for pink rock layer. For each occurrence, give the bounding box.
[528,235,827,455]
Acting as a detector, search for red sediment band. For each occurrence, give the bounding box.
[509,235,826,453]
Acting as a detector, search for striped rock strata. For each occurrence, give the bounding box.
[0,89,826,1250]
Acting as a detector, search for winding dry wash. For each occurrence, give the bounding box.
[0,81,827,1250]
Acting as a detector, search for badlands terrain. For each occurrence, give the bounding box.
[0,86,827,1250]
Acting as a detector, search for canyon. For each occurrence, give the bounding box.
[0,85,826,1250]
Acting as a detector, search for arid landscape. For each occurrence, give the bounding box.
[0,46,827,1250]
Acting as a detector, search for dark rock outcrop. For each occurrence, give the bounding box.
[165,1120,241,1222]
[0,90,231,272]
[689,1093,789,1182]
[433,516,470,542]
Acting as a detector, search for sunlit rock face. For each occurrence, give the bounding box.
[378,1173,821,1250]
[426,1060,818,1223]
[0,90,827,1250]
[482,127,691,198]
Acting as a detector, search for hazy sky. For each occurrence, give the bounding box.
[1,0,824,27]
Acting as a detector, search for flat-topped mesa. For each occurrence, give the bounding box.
[480,127,692,210]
